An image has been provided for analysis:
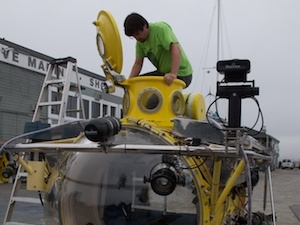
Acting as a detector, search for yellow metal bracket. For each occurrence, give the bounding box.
[14,155,47,191]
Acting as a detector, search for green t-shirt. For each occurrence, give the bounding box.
[136,22,193,77]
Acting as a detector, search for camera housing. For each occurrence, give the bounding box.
[217,59,250,83]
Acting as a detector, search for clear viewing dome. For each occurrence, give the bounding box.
[44,127,199,225]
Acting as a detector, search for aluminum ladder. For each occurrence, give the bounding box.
[33,56,86,125]
[3,57,86,225]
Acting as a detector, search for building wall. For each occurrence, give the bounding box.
[0,61,47,140]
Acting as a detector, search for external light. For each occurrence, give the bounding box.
[144,163,184,196]
[2,165,15,179]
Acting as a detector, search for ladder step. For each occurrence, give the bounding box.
[50,56,76,65]
[17,172,28,178]
[11,197,42,204]
[44,79,65,85]
[38,101,63,106]
[4,222,35,225]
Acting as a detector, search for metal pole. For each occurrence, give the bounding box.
[217,0,221,82]
[267,166,277,224]
[263,168,268,211]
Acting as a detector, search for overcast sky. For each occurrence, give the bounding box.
[1,0,299,160]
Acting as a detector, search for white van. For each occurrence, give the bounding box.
[281,159,294,169]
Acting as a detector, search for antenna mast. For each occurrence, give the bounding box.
[217,0,221,82]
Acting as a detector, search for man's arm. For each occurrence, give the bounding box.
[164,43,181,85]
[170,42,181,75]
[129,57,144,78]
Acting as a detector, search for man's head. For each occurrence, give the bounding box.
[124,13,149,42]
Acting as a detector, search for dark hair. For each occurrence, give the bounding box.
[124,13,149,36]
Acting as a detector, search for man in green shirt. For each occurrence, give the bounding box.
[124,13,193,88]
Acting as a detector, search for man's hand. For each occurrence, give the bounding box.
[164,73,177,85]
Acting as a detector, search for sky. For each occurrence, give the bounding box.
[1,0,300,160]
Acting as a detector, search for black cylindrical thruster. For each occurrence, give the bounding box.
[84,116,121,142]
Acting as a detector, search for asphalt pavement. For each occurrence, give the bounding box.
[252,168,300,225]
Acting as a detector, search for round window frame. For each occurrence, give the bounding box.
[137,88,163,113]
[122,90,130,116]
[171,91,185,116]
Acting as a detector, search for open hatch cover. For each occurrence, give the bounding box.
[94,10,123,74]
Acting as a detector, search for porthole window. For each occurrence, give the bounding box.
[96,33,105,57]
[122,90,130,116]
[171,91,185,116]
[137,88,163,113]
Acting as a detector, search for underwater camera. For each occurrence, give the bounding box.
[216,59,259,128]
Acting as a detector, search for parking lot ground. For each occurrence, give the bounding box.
[252,168,300,225]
